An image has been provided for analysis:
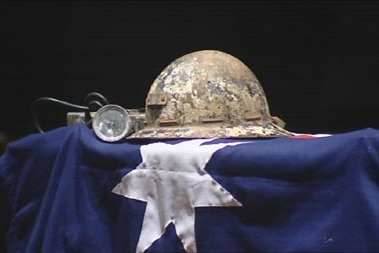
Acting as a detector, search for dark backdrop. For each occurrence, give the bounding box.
[1,1,379,137]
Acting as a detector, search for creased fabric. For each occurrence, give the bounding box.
[1,124,379,252]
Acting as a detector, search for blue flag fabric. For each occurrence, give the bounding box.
[1,123,379,252]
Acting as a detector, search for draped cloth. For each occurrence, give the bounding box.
[1,124,379,252]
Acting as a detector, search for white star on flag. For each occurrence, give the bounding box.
[112,139,246,253]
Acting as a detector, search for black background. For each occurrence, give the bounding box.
[1,1,379,138]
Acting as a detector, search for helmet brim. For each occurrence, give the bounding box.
[127,122,294,139]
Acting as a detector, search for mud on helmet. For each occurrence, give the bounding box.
[128,50,292,138]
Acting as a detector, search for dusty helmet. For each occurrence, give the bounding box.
[128,50,293,138]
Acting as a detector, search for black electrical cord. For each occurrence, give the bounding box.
[84,92,110,124]
[31,92,110,133]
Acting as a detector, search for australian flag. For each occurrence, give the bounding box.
[1,123,379,253]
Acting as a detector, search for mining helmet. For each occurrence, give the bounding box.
[128,49,293,138]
